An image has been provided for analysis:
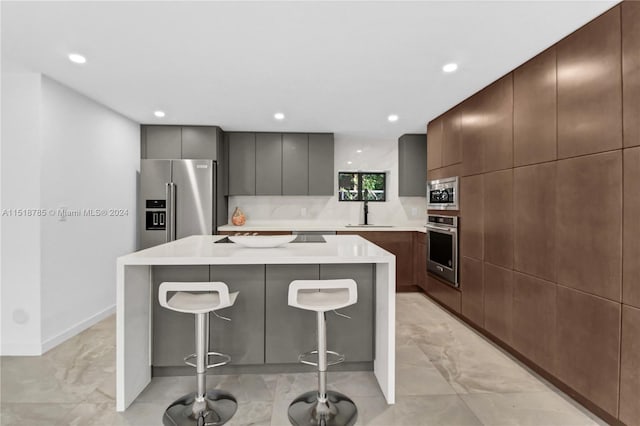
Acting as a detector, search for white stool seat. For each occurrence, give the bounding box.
[159,281,238,314]
[288,279,358,312]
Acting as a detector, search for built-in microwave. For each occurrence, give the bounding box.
[426,214,459,287]
[427,176,459,210]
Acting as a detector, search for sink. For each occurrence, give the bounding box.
[345,224,394,228]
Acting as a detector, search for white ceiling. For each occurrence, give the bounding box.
[2,1,618,141]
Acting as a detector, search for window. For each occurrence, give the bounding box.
[338,172,386,202]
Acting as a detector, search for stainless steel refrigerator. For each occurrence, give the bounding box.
[139,159,226,249]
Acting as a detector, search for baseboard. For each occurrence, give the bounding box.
[41,304,116,353]
[0,341,44,356]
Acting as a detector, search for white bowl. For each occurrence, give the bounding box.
[228,235,296,248]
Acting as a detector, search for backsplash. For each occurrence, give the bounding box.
[228,136,426,225]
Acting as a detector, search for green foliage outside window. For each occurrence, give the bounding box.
[338,172,386,202]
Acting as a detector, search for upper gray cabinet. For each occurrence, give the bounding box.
[256,133,283,195]
[141,125,222,160]
[143,126,182,159]
[282,134,309,195]
[227,132,334,196]
[227,132,256,196]
[308,134,335,195]
[398,134,427,196]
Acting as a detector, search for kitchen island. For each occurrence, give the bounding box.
[116,234,396,411]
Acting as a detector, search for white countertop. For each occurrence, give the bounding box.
[118,234,396,266]
[218,221,426,233]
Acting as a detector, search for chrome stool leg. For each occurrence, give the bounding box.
[163,313,237,426]
[288,312,358,426]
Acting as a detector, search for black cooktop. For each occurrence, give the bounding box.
[215,235,326,244]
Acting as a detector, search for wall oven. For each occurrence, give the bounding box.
[426,214,459,287]
[427,176,459,210]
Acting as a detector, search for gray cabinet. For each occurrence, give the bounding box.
[265,263,375,364]
[143,126,182,159]
[398,134,427,196]
[142,125,222,160]
[255,133,282,195]
[227,132,256,195]
[282,133,309,195]
[152,265,265,367]
[182,126,220,160]
[209,265,265,365]
[308,133,334,195]
[265,265,319,364]
[152,265,210,367]
[320,264,375,362]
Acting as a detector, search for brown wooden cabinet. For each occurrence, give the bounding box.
[338,231,416,291]
[427,118,443,171]
[442,107,462,167]
[425,274,461,313]
[557,7,622,158]
[414,232,427,291]
[623,0,640,148]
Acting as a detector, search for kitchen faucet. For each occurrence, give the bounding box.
[363,200,369,225]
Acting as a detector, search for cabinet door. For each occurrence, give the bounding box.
[152,266,209,366]
[338,231,415,290]
[265,265,319,364]
[181,126,219,160]
[557,7,622,158]
[209,265,265,365]
[398,134,427,196]
[282,133,309,195]
[255,133,282,195]
[442,107,462,166]
[427,118,443,171]
[143,126,182,159]
[308,134,334,195]
[227,133,256,195]
[320,264,374,362]
[415,232,427,291]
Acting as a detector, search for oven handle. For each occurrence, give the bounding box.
[425,224,457,234]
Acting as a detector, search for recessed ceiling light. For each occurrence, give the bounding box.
[442,63,458,73]
[154,110,166,118]
[347,161,353,165]
[274,112,285,120]
[387,114,399,122]
[356,149,362,153]
[68,53,86,64]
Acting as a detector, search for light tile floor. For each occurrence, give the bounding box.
[0,293,607,425]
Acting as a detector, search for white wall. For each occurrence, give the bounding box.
[39,76,139,350]
[229,137,426,226]
[0,72,139,355]
[1,72,44,355]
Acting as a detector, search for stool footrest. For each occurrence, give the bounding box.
[183,351,231,369]
[298,350,345,367]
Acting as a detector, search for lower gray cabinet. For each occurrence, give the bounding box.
[265,265,319,363]
[321,264,375,362]
[209,265,265,365]
[265,264,375,364]
[152,266,209,367]
[152,265,265,367]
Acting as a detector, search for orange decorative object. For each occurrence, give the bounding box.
[231,207,246,226]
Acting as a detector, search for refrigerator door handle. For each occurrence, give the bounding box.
[165,182,172,243]
[169,182,177,241]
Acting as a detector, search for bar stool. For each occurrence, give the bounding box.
[158,282,239,426]
[287,279,359,426]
